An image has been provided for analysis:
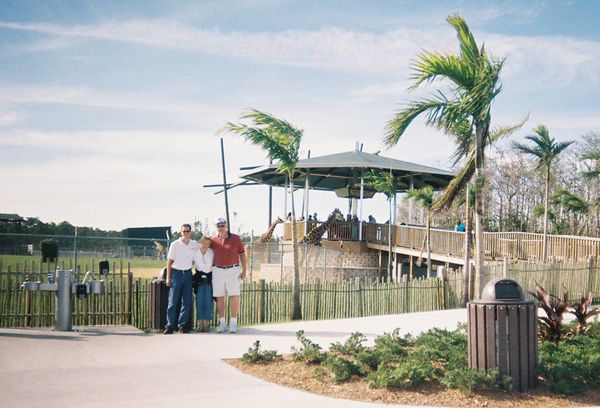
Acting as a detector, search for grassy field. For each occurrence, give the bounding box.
[0,255,165,279]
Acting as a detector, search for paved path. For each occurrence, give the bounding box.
[0,309,469,408]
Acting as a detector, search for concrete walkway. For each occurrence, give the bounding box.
[0,309,469,408]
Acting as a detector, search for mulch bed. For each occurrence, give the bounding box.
[227,356,600,407]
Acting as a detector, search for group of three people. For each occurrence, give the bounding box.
[164,218,247,334]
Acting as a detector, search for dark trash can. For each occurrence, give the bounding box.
[468,278,537,392]
[149,278,193,331]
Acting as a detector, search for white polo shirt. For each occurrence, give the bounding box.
[193,248,214,273]
[167,238,199,270]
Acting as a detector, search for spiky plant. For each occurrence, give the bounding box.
[568,292,600,335]
[529,283,570,342]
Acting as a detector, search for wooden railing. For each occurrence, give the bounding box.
[283,221,600,262]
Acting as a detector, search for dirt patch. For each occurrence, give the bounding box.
[130,268,163,279]
[227,357,600,407]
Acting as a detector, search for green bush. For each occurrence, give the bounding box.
[241,340,280,363]
[322,354,365,383]
[291,330,327,364]
[367,359,435,389]
[330,332,367,356]
[441,368,512,395]
[537,333,600,395]
[372,328,414,362]
[412,327,468,372]
[355,348,385,371]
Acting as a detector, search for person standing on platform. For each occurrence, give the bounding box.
[211,218,247,333]
[164,224,198,334]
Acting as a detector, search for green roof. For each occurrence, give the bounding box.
[239,150,455,192]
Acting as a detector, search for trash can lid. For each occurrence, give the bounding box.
[480,278,525,301]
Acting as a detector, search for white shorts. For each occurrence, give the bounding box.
[212,266,241,297]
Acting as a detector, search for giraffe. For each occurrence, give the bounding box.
[246,217,284,266]
[300,209,343,246]
[153,241,165,260]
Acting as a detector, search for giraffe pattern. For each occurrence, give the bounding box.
[246,217,284,265]
[300,209,343,246]
[258,217,284,243]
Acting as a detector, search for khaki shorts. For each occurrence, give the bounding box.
[212,265,241,297]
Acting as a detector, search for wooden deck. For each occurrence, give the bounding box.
[284,221,600,264]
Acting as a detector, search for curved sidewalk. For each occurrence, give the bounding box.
[0,309,468,408]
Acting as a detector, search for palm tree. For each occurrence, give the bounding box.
[365,170,396,281]
[582,150,600,180]
[513,125,573,262]
[552,188,590,235]
[404,187,434,277]
[222,109,304,320]
[384,14,506,298]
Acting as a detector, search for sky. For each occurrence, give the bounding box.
[1,0,599,235]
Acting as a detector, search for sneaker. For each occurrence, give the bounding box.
[216,323,227,333]
[229,322,238,333]
[163,327,174,334]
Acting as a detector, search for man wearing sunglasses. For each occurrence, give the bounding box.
[164,223,198,334]
[211,217,247,333]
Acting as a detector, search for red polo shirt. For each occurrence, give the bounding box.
[211,233,245,267]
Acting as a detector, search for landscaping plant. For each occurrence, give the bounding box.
[291,330,327,364]
[529,283,570,342]
[568,291,600,334]
[241,340,280,364]
[441,367,512,395]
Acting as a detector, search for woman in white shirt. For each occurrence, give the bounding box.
[193,236,215,332]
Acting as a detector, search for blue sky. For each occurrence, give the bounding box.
[1,0,599,234]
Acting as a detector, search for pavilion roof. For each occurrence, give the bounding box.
[239,150,455,192]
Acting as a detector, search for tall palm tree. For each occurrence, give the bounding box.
[582,150,600,181]
[222,109,304,320]
[404,187,434,277]
[365,170,396,281]
[552,188,590,235]
[513,125,573,262]
[384,14,506,298]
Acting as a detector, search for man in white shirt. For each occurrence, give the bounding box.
[164,223,198,334]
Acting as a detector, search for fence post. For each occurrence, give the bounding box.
[314,279,321,320]
[588,256,594,293]
[258,279,266,323]
[279,242,284,283]
[126,269,133,325]
[503,256,509,278]
[250,232,254,282]
[356,277,363,317]
[24,284,32,327]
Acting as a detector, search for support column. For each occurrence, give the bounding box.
[408,175,414,224]
[359,172,364,241]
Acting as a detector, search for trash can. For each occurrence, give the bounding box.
[467,278,537,392]
[149,278,194,331]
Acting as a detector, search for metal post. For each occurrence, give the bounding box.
[268,159,273,227]
[56,270,72,331]
[323,247,327,281]
[284,174,288,220]
[220,138,231,230]
[408,176,414,224]
[359,172,364,241]
[279,242,284,283]
[73,226,78,273]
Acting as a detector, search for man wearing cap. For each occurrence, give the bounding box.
[211,218,247,333]
[164,223,198,334]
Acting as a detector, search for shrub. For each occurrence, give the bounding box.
[367,359,435,389]
[322,355,365,383]
[291,330,327,364]
[355,348,385,371]
[529,283,570,342]
[330,332,367,356]
[373,328,414,361]
[441,368,512,395]
[536,334,600,395]
[412,327,468,372]
[241,340,280,364]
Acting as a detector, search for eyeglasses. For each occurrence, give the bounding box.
[182,230,191,233]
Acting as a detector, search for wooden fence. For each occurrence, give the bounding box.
[1,258,598,331]
[284,221,600,263]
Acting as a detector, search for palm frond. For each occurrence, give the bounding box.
[404,186,434,209]
[432,151,475,212]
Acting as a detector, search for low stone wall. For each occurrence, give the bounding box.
[251,244,381,283]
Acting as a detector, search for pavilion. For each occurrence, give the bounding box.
[236,147,455,240]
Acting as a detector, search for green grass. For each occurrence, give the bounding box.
[0,255,165,277]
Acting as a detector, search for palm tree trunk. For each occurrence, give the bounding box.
[426,212,432,277]
[289,175,302,320]
[387,198,393,282]
[474,127,486,300]
[542,166,549,263]
[461,183,471,306]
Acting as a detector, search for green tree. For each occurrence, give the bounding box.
[581,150,600,181]
[404,187,434,277]
[552,189,590,235]
[222,109,304,320]
[365,170,397,281]
[384,14,506,297]
[513,125,573,261]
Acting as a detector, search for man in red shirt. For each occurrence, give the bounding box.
[211,218,247,333]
